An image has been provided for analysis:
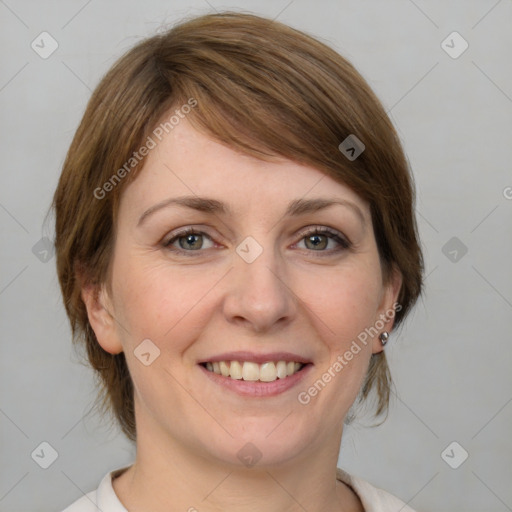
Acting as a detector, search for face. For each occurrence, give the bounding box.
[85,117,401,468]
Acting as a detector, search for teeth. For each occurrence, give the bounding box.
[219,361,230,377]
[242,362,260,381]
[229,361,243,379]
[276,361,288,379]
[259,362,276,382]
[204,360,305,382]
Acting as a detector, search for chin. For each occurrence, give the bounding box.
[192,416,316,470]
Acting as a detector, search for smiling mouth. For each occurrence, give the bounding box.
[200,360,307,382]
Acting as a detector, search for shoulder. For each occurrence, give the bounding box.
[60,467,130,512]
[61,489,100,512]
[336,468,418,512]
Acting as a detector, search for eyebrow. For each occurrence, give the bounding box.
[137,195,366,227]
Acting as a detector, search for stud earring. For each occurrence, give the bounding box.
[379,331,389,346]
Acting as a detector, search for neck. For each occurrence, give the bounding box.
[113,411,362,512]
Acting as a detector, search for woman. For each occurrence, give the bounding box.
[54,11,423,512]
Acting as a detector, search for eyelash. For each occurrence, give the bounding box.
[163,226,351,257]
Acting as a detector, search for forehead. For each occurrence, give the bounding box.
[120,118,369,219]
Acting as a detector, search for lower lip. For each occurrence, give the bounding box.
[198,364,313,397]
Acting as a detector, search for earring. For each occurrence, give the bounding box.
[379,331,389,346]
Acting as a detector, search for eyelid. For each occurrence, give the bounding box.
[163,226,216,247]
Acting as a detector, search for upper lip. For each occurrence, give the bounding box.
[199,351,312,365]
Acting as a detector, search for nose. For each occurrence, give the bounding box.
[222,242,297,333]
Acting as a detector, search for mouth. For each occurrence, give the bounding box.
[198,352,313,397]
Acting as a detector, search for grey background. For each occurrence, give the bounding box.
[1,1,511,511]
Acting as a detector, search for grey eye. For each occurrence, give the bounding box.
[304,234,329,250]
[179,233,204,250]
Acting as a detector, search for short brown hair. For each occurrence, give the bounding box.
[53,12,423,441]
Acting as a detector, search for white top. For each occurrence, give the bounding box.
[62,466,417,512]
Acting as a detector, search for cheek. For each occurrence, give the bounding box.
[110,252,220,351]
[299,261,382,348]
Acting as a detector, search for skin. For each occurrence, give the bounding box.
[82,117,402,512]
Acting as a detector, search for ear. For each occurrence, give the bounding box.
[372,266,403,355]
[81,283,124,355]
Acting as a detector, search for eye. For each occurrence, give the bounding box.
[295,227,351,253]
[163,226,351,256]
[164,228,215,253]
